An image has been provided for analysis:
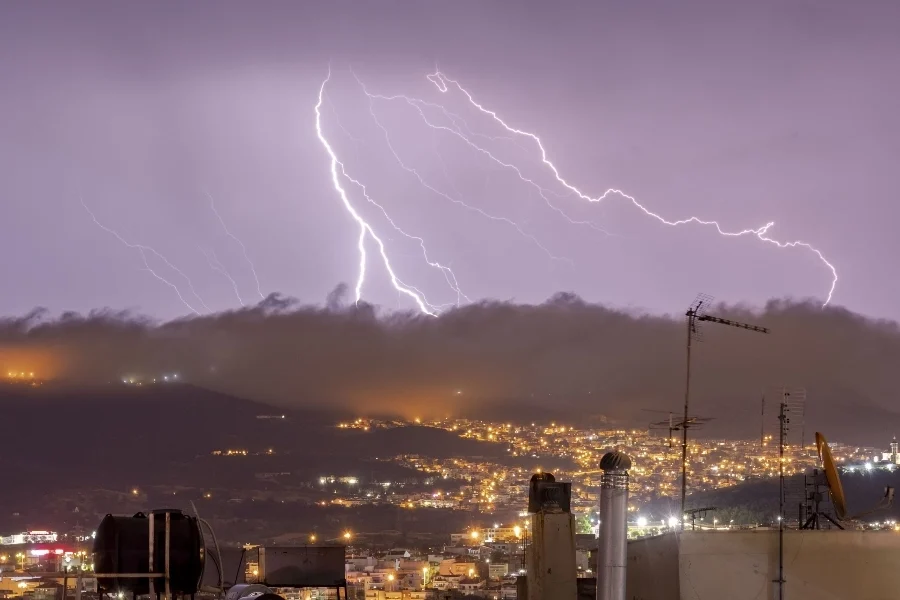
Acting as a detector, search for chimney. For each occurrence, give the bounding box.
[597,452,631,600]
[526,472,577,600]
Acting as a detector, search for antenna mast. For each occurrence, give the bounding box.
[681,294,770,525]
[776,396,788,600]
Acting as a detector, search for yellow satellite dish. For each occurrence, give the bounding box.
[816,432,848,520]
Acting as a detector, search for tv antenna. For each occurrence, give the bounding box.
[774,389,806,599]
[681,294,770,524]
[645,409,712,448]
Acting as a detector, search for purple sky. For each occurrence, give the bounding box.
[2,0,898,321]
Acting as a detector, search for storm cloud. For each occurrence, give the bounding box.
[1,292,898,443]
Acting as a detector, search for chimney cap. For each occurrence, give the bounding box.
[600,451,632,472]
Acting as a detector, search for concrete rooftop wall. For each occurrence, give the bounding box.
[627,530,900,600]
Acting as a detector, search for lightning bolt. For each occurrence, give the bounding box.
[315,67,443,316]
[199,246,244,307]
[206,191,265,301]
[351,71,570,264]
[80,198,209,315]
[321,81,470,306]
[325,91,365,144]
[358,87,613,237]
[425,71,839,306]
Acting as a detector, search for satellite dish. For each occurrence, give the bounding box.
[816,431,894,522]
[816,432,848,520]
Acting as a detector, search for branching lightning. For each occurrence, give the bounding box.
[425,71,839,306]
[200,246,244,307]
[322,83,471,307]
[315,67,442,316]
[352,71,570,264]
[337,158,468,307]
[318,65,838,314]
[207,191,265,301]
[359,87,614,237]
[80,198,210,315]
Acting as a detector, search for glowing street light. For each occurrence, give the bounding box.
[470,530,480,540]
[309,534,317,543]
[343,531,352,541]
[513,525,522,538]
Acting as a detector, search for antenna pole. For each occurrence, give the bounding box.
[679,296,769,526]
[680,311,694,526]
[776,392,788,600]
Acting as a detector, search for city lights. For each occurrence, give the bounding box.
[5,371,38,383]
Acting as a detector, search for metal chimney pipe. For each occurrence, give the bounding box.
[598,451,631,600]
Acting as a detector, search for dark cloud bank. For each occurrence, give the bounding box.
[1,290,898,444]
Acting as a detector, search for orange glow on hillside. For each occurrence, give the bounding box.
[0,347,60,382]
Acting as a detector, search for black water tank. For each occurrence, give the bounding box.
[92,509,205,595]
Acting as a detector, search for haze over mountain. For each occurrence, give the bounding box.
[2,292,899,443]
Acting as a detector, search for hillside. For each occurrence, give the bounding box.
[0,382,505,491]
[642,469,900,526]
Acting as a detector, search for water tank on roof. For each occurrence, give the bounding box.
[92,509,205,595]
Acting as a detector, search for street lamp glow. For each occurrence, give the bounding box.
[667,517,679,528]
[470,530,480,540]
[343,531,352,541]
[636,517,648,528]
[513,525,522,538]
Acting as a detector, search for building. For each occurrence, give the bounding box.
[0,532,58,546]
[362,592,426,600]
[627,530,900,599]
[881,437,900,464]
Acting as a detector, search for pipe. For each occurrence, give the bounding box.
[598,452,631,600]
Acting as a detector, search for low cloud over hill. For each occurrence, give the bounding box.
[1,293,898,442]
